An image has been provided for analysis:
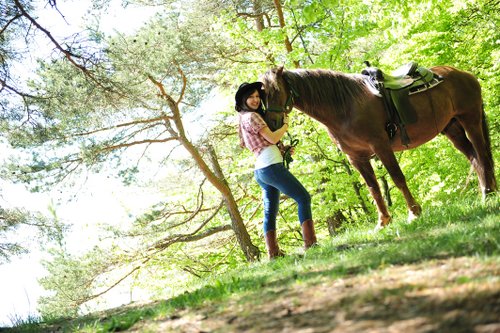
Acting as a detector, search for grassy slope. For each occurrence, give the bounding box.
[7,196,500,333]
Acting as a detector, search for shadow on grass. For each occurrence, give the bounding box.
[226,275,500,333]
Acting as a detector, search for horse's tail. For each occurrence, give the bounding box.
[482,105,493,164]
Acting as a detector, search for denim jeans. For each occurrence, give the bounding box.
[254,163,312,233]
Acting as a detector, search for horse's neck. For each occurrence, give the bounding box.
[288,70,358,123]
[294,101,344,128]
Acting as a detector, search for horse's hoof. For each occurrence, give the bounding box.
[482,189,497,202]
[374,215,391,232]
[407,211,419,223]
[407,204,422,223]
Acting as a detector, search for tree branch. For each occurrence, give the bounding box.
[151,200,226,251]
[71,116,171,138]
[174,62,187,105]
[101,137,179,152]
[78,257,151,304]
[0,14,23,35]
[13,0,104,87]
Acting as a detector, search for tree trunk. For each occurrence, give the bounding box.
[179,139,260,262]
[326,210,346,235]
[272,0,300,68]
[150,75,260,262]
[341,159,370,214]
[380,175,392,207]
[206,145,261,261]
[252,0,265,32]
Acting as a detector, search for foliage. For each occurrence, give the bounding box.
[0,203,64,265]
[0,207,35,263]
[13,0,260,317]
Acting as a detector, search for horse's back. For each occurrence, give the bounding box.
[431,66,482,108]
[387,65,483,151]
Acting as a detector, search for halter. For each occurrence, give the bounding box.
[264,78,299,114]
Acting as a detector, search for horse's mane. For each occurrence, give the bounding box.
[280,69,371,116]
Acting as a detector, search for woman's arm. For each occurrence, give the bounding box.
[258,114,289,144]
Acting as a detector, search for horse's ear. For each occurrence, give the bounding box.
[277,66,284,76]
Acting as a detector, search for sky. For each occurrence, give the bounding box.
[0,0,160,326]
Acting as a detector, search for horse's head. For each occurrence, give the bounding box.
[260,67,294,114]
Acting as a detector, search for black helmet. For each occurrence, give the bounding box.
[235,81,264,111]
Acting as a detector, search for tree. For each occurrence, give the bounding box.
[3,0,261,253]
[1,0,34,105]
[1,1,265,315]
[1,0,79,263]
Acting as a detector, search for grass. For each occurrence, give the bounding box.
[4,195,499,332]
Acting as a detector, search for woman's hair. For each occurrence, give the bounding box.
[238,89,265,117]
[237,88,266,149]
[235,82,266,113]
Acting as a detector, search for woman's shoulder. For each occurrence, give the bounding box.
[240,111,264,122]
[240,111,267,133]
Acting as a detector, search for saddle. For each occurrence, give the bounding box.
[362,61,443,146]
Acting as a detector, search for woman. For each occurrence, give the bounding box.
[235,82,317,259]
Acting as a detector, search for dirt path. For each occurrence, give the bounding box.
[128,257,500,333]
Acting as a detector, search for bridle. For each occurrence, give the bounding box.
[264,78,299,114]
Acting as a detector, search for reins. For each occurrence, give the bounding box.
[283,133,299,169]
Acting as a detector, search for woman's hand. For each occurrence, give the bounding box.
[281,145,295,156]
[259,113,290,144]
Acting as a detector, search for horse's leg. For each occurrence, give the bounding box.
[455,111,497,198]
[441,119,483,190]
[372,146,422,223]
[346,155,391,229]
[442,119,475,158]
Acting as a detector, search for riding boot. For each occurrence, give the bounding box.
[301,219,318,250]
[264,230,285,259]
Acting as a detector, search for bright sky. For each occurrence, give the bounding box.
[0,0,160,326]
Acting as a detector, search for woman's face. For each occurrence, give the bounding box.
[245,90,261,111]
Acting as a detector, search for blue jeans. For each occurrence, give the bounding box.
[254,163,312,233]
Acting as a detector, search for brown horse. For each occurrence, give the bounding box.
[260,66,497,229]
